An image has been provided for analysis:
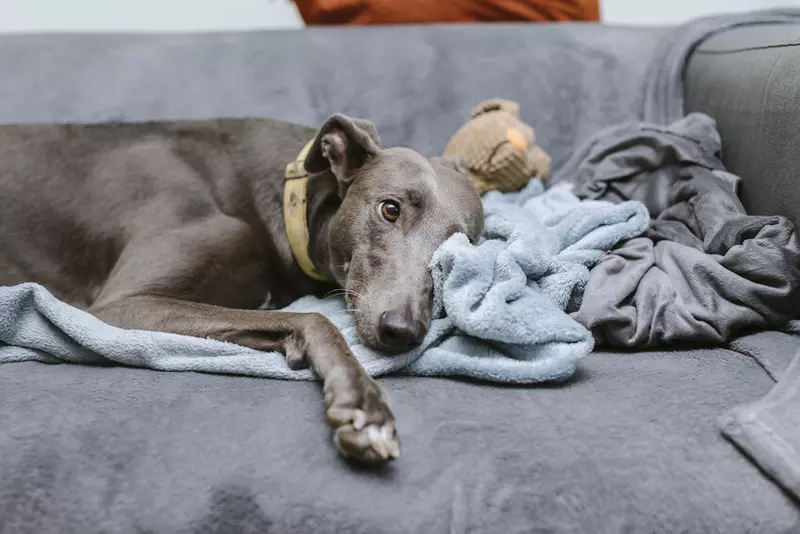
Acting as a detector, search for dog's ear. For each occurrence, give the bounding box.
[304,114,382,195]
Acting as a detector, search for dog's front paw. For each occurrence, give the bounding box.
[324,368,400,463]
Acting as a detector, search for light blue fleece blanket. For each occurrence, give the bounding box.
[0,181,648,384]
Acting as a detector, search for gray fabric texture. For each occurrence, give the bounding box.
[0,182,648,384]
[2,13,800,534]
[728,324,800,381]
[2,349,800,533]
[721,350,800,502]
[562,113,800,348]
[685,22,800,229]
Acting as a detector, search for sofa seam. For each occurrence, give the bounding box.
[723,341,779,382]
[695,41,800,55]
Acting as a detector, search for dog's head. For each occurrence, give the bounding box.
[305,114,484,354]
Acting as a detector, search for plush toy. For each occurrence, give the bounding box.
[444,98,550,196]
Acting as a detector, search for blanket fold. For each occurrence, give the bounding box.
[720,349,800,503]
[0,180,648,384]
[559,113,800,348]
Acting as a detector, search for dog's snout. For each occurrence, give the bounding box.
[378,309,426,352]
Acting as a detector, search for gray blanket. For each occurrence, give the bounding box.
[560,112,800,348]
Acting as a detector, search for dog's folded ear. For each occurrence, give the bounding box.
[304,114,382,196]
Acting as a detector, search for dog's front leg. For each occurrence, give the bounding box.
[91,295,399,462]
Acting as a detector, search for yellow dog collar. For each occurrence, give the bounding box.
[283,138,330,283]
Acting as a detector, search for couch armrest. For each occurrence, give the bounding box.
[685,24,800,228]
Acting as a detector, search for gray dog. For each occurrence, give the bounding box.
[0,114,485,463]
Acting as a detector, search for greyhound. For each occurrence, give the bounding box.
[0,114,485,464]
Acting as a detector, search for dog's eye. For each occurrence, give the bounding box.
[377,200,401,223]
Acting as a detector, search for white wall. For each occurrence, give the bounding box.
[0,0,304,33]
[1,0,800,33]
[602,0,800,25]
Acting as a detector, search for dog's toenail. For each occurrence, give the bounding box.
[366,425,381,443]
[352,410,366,430]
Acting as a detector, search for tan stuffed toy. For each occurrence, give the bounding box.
[444,98,550,196]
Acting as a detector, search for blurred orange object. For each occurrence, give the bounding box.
[293,0,601,25]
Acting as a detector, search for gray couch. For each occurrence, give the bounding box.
[1,20,799,534]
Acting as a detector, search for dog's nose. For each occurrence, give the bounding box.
[378,309,425,351]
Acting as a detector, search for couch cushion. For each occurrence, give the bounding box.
[685,23,800,228]
[2,345,798,533]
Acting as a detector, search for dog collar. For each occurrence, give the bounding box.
[283,138,330,283]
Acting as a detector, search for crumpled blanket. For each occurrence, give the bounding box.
[556,112,800,348]
[0,180,648,384]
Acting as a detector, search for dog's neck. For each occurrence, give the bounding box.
[304,171,340,282]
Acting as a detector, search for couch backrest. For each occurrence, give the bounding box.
[0,24,663,173]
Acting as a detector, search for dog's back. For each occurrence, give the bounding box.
[0,118,312,308]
